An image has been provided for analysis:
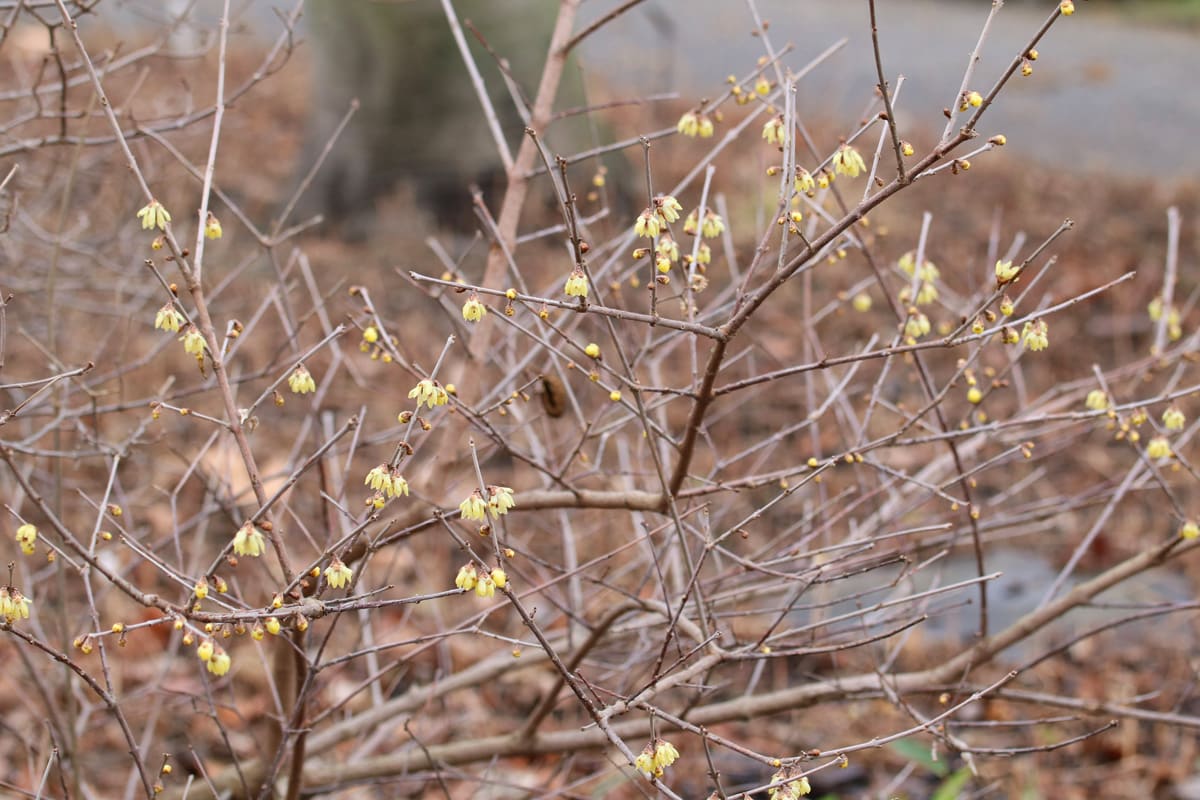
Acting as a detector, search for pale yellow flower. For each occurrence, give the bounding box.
[408,378,448,410]
[204,212,222,240]
[462,294,487,322]
[137,200,171,231]
[154,303,185,333]
[180,326,207,356]
[656,195,683,223]
[995,259,1020,284]
[487,485,516,518]
[564,269,589,299]
[288,365,316,394]
[206,646,231,676]
[634,209,661,239]
[460,491,488,522]
[324,558,353,589]
[15,523,37,556]
[676,111,700,137]
[832,144,866,178]
[232,522,266,558]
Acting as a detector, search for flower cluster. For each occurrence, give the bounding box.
[794,168,816,195]
[454,564,506,598]
[408,378,449,410]
[634,738,680,778]
[0,586,30,622]
[1148,296,1183,342]
[1021,319,1049,351]
[15,523,37,556]
[1085,390,1109,411]
[767,766,812,799]
[197,638,231,676]
[675,111,714,138]
[365,464,410,499]
[898,252,940,282]
[683,209,726,240]
[232,522,266,558]
[904,311,931,340]
[488,485,516,517]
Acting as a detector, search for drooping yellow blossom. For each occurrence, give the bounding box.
[634,210,661,239]
[462,293,487,322]
[656,195,683,223]
[232,522,266,558]
[1146,437,1172,460]
[762,116,786,146]
[206,646,231,676]
[324,558,353,589]
[1085,390,1109,411]
[685,210,726,240]
[15,524,37,556]
[995,259,1020,284]
[0,587,31,622]
[137,200,171,231]
[904,311,931,340]
[204,212,223,240]
[488,485,516,518]
[455,563,478,592]
[180,326,207,356]
[564,269,589,299]
[652,739,679,771]
[408,378,449,410]
[794,168,816,194]
[288,365,316,394]
[832,144,866,178]
[767,766,812,798]
[1021,319,1049,351]
[460,491,489,522]
[676,111,700,137]
[474,574,496,598]
[364,464,410,499]
[1180,521,1199,540]
[155,303,186,333]
[490,568,507,589]
[1163,406,1186,431]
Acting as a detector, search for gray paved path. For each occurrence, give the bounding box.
[577,0,1199,178]
[150,0,1199,177]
